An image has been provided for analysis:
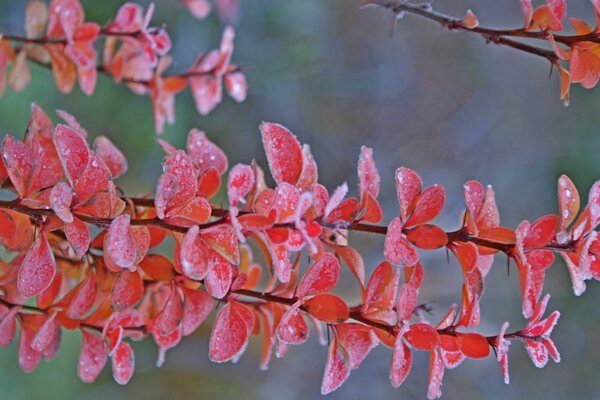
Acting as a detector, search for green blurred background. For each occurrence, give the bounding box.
[1,1,600,399]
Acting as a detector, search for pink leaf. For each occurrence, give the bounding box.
[65,217,90,257]
[209,302,249,362]
[557,175,580,231]
[358,146,380,200]
[50,182,74,223]
[106,214,136,269]
[260,122,303,185]
[181,286,214,336]
[395,167,422,222]
[93,136,128,179]
[2,135,33,198]
[297,253,340,298]
[277,302,308,344]
[336,324,377,370]
[78,329,107,383]
[186,129,228,174]
[405,185,445,227]
[396,284,417,321]
[321,334,351,395]
[384,217,418,266]
[66,273,97,319]
[112,341,135,385]
[427,349,445,400]
[53,124,89,187]
[204,251,233,299]
[18,234,56,297]
[227,163,254,206]
[110,270,144,310]
[390,325,412,388]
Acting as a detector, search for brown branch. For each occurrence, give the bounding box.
[364,1,562,62]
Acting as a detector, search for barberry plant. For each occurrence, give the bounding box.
[0,1,599,399]
[0,0,247,133]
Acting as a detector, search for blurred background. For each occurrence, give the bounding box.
[1,0,599,399]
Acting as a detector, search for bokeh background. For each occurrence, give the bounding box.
[1,1,599,399]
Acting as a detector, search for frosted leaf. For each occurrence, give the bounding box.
[324,182,348,219]
[181,286,214,336]
[395,167,422,222]
[296,144,318,190]
[277,302,308,344]
[358,146,380,200]
[336,324,377,370]
[405,185,445,227]
[65,217,90,257]
[260,122,303,185]
[320,336,351,395]
[227,163,254,207]
[94,136,128,179]
[209,302,249,363]
[53,124,89,187]
[50,182,74,223]
[110,270,144,310]
[524,339,548,368]
[204,252,233,299]
[390,324,411,388]
[180,226,209,280]
[476,185,500,230]
[111,341,135,385]
[463,180,484,221]
[397,284,417,321]
[18,234,56,298]
[31,312,59,353]
[155,172,178,219]
[270,244,291,283]
[384,217,418,266]
[186,129,228,174]
[2,135,33,198]
[224,70,247,102]
[427,349,445,400]
[588,180,600,226]
[159,287,184,335]
[72,152,111,205]
[558,175,580,230]
[106,215,136,269]
[0,306,20,347]
[18,321,41,373]
[297,253,340,299]
[66,274,97,319]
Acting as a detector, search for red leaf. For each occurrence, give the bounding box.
[203,224,239,265]
[0,306,20,347]
[66,273,97,319]
[330,244,365,287]
[53,124,89,187]
[405,185,445,227]
[427,349,445,400]
[304,294,349,323]
[458,333,489,359]
[50,182,74,223]
[476,185,500,231]
[390,326,412,388]
[277,302,308,344]
[197,168,221,199]
[93,136,127,179]
[139,254,174,281]
[320,334,351,395]
[405,323,439,351]
[358,146,380,200]
[18,318,42,372]
[224,69,247,102]
[296,144,318,190]
[180,226,209,280]
[395,167,422,222]
[78,329,108,383]
[65,217,90,257]
[209,302,249,362]
[227,163,254,206]
[111,270,144,310]
[362,261,398,316]
[557,175,579,231]
[204,251,233,299]
[384,217,418,266]
[72,152,110,204]
[336,323,376,370]
[181,286,214,336]
[112,341,135,385]
[297,253,340,298]
[2,135,33,198]
[18,234,56,297]
[396,284,417,321]
[522,214,558,248]
[260,122,303,185]
[405,224,448,250]
[105,215,136,269]
[160,287,183,335]
[524,339,548,368]
[31,312,60,354]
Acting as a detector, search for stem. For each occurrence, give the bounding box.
[366,1,564,62]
